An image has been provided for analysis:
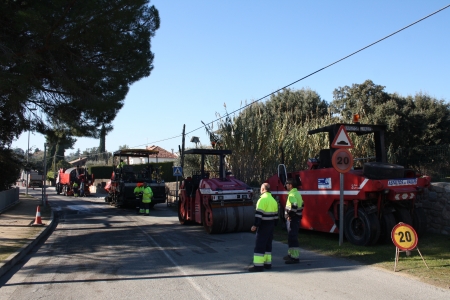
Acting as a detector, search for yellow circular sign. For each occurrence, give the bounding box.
[391,222,418,251]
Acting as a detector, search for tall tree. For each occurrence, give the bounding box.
[98,124,112,163]
[218,88,332,184]
[45,129,76,171]
[0,0,160,146]
[331,80,450,149]
[0,148,22,191]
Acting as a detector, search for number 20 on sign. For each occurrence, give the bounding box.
[391,222,429,272]
[391,222,418,251]
[331,149,353,173]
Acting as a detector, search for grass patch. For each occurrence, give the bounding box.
[0,229,43,262]
[0,239,34,261]
[273,226,450,289]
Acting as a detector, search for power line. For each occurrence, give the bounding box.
[184,4,450,136]
[69,4,450,153]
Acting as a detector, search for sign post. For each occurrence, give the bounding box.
[332,149,354,246]
[391,222,428,271]
[173,166,183,204]
[331,126,354,246]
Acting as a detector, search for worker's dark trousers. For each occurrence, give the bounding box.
[142,202,150,214]
[253,221,275,268]
[286,215,300,258]
[286,215,300,248]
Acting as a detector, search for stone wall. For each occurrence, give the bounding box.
[419,182,450,235]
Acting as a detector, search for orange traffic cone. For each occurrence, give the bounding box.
[32,205,44,226]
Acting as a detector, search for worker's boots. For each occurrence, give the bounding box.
[285,257,300,264]
[248,266,264,272]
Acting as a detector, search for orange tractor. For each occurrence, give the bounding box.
[56,166,94,196]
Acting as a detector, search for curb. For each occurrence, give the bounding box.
[0,209,55,278]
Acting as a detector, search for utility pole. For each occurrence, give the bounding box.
[180,124,185,176]
[25,107,36,195]
[42,143,47,207]
[53,143,57,182]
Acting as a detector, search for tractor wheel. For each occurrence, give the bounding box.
[344,207,379,246]
[393,207,413,226]
[379,212,397,244]
[203,207,216,234]
[363,162,404,180]
[413,207,427,236]
[368,213,381,245]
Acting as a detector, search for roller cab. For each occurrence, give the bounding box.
[178,149,254,233]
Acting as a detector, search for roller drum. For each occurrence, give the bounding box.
[206,205,254,234]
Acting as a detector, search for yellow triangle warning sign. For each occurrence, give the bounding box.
[331,125,354,149]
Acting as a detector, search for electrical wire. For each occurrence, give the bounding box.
[64,4,450,154]
[185,4,450,136]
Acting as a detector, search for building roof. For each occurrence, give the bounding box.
[68,157,88,166]
[146,145,178,159]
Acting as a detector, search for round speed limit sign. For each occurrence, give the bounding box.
[331,149,353,173]
[391,222,418,251]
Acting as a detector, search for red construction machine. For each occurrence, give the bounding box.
[178,149,254,233]
[56,166,94,196]
[266,122,430,246]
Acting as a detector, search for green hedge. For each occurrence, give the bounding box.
[88,165,114,179]
[88,162,175,182]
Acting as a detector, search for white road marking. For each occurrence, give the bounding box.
[137,224,212,300]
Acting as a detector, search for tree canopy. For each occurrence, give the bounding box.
[0,0,160,148]
[331,80,450,149]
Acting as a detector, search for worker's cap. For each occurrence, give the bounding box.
[137,182,143,187]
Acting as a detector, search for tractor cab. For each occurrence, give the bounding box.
[308,123,388,169]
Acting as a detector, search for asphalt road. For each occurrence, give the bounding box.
[0,189,449,300]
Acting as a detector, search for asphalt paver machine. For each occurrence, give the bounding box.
[105,149,167,208]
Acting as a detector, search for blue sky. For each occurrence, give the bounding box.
[13,1,450,157]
